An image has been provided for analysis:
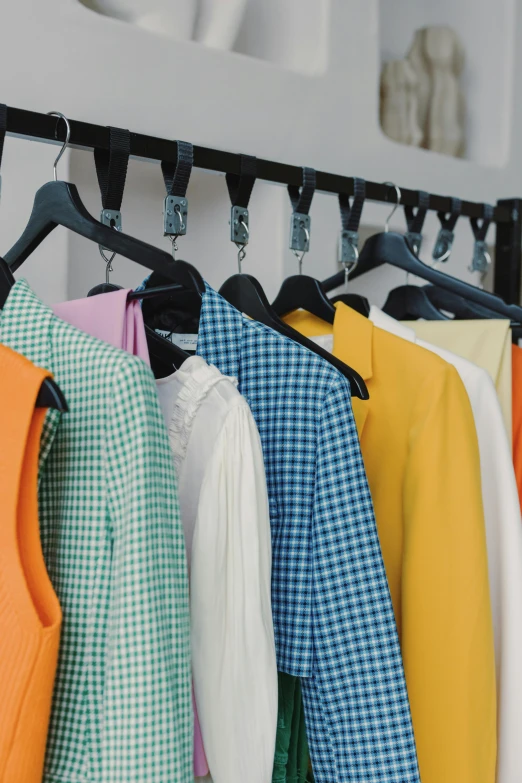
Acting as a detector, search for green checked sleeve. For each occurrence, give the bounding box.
[104,355,192,782]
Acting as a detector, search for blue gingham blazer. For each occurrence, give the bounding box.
[195,285,420,781]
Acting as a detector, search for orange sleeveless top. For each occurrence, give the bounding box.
[0,344,62,783]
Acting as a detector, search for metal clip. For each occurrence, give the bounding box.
[432,227,454,264]
[230,206,249,245]
[164,195,188,237]
[100,208,122,252]
[338,229,359,268]
[290,213,311,253]
[405,231,423,257]
[470,239,491,275]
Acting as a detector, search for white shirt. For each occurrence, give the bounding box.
[369,306,522,783]
[157,356,277,783]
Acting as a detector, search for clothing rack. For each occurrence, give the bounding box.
[4,105,522,304]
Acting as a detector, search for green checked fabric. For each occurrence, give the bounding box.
[0,281,192,783]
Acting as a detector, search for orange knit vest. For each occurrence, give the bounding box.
[0,344,62,783]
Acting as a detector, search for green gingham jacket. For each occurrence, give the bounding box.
[0,281,192,783]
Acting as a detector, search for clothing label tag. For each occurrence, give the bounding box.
[156,330,198,351]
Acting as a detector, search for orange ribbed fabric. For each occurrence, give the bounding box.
[0,344,62,783]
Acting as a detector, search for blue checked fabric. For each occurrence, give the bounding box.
[0,281,193,783]
[193,285,420,783]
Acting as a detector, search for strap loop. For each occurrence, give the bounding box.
[338,178,366,274]
[161,141,193,198]
[94,126,130,212]
[470,203,494,276]
[405,190,430,255]
[226,155,256,272]
[437,197,462,232]
[288,167,316,216]
[432,197,462,263]
[338,177,366,232]
[471,203,494,241]
[226,154,257,209]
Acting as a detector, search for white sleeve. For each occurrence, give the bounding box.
[190,401,277,783]
[472,373,522,783]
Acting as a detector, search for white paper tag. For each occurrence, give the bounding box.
[156,330,198,351]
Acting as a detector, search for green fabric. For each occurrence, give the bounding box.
[0,281,192,783]
[273,673,313,783]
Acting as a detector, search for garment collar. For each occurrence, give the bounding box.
[0,280,61,471]
[196,282,244,382]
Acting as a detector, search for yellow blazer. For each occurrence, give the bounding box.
[285,304,496,783]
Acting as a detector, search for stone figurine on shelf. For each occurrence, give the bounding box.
[423,26,466,157]
[380,60,423,148]
[382,25,466,158]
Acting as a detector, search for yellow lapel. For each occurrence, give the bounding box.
[283,304,373,436]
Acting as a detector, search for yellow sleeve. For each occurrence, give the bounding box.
[403,363,496,783]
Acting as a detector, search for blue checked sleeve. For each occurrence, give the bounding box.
[303,374,420,783]
[104,356,193,782]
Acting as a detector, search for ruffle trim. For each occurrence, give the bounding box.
[168,358,238,473]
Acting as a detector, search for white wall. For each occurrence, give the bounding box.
[0,0,519,306]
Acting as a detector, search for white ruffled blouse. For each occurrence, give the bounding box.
[156,356,277,783]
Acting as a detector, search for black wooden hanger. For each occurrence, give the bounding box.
[423,285,499,319]
[86,281,190,374]
[272,274,336,322]
[322,185,522,324]
[272,168,336,323]
[382,285,448,320]
[220,273,369,399]
[380,190,447,320]
[218,161,368,398]
[4,114,205,302]
[0,255,67,411]
[330,293,371,316]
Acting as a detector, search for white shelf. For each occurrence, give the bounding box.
[379,0,516,166]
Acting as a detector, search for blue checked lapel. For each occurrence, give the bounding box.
[196,283,244,382]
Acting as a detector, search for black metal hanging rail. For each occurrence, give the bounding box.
[3,105,514,223]
[3,104,522,303]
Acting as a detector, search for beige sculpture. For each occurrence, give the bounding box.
[382,26,466,158]
[380,60,423,148]
[424,26,466,157]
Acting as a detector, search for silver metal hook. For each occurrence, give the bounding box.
[343,245,359,290]
[47,111,71,182]
[235,218,249,273]
[293,225,310,274]
[99,245,116,284]
[382,182,402,233]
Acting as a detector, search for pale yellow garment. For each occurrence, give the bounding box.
[405,320,512,442]
[284,304,496,783]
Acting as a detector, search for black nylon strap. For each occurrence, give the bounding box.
[437,197,462,232]
[226,154,257,208]
[405,190,430,234]
[471,203,494,241]
[161,141,193,198]
[339,178,366,231]
[0,105,7,172]
[288,167,316,215]
[94,126,131,211]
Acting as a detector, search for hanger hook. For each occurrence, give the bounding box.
[382,182,401,233]
[235,216,249,273]
[292,225,310,274]
[47,112,71,182]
